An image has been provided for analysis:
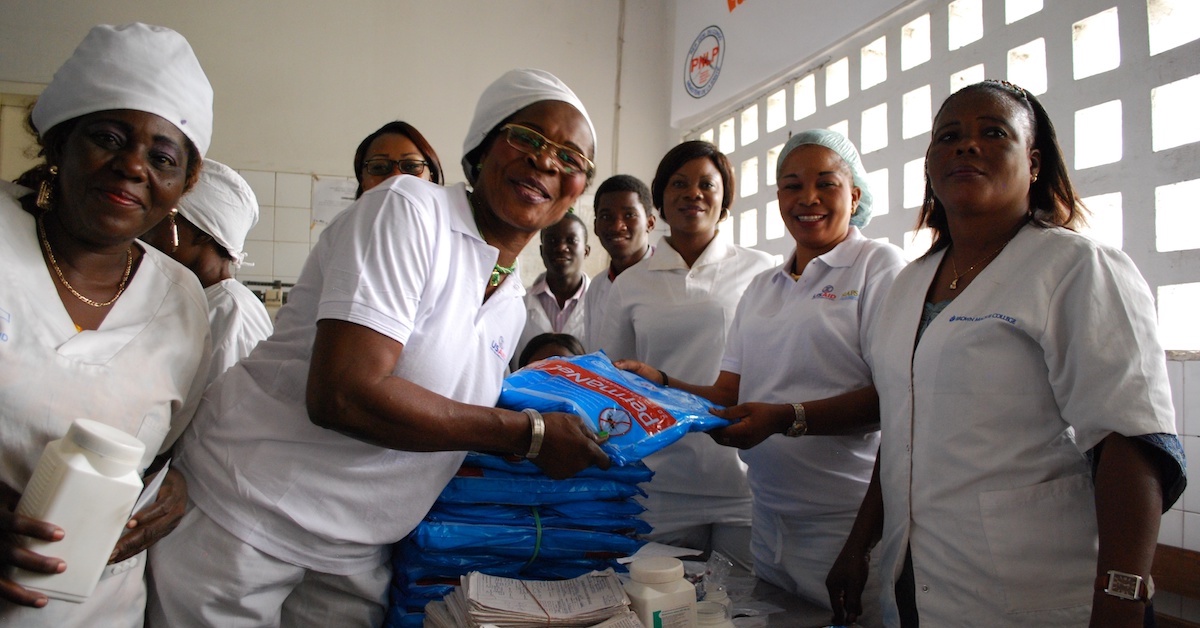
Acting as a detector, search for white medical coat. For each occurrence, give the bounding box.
[201,278,272,387]
[868,224,1176,626]
[0,182,211,627]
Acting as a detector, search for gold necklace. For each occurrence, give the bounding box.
[38,215,134,308]
[948,237,1013,290]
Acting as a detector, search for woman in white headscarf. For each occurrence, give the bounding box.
[617,130,904,624]
[143,159,273,386]
[0,23,212,627]
[148,68,610,627]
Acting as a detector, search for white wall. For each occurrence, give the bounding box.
[669,0,907,129]
[0,0,676,283]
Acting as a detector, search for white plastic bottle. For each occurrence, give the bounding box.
[10,418,146,602]
[702,584,730,611]
[624,556,697,628]
[695,600,735,627]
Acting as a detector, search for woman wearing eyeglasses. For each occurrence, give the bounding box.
[352,120,443,198]
[147,69,610,627]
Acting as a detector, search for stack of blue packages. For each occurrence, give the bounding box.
[385,353,728,627]
[385,454,653,628]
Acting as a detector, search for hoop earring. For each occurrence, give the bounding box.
[168,208,179,251]
[36,165,58,210]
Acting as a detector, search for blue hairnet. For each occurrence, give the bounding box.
[776,128,874,227]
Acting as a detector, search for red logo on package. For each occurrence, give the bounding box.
[535,361,678,435]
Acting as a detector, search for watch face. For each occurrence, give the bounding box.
[1108,572,1141,599]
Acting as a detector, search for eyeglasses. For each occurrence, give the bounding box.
[362,158,428,177]
[501,124,594,177]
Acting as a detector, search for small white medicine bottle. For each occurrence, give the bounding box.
[695,600,735,627]
[10,418,146,602]
[624,556,697,628]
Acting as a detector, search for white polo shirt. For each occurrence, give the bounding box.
[595,237,774,508]
[178,179,526,575]
[724,227,904,518]
[868,224,1176,625]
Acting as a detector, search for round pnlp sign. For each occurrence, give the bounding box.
[685,25,724,98]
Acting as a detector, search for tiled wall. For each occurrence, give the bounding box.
[234,169,343,285]
[1158,352,1199,618]
[1163,353,1199,551]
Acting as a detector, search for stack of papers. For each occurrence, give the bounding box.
[423,569,640,628]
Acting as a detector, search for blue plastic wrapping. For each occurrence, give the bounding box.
[462,452,654,484]
[499,352,729,465]
[410,520,644,560]
[437,467,646,505]
[426,502,652,535]
[395,541,624,582]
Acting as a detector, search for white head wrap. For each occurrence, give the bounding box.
[32,23,213,156]
[777,128,875,227]
[176,160,258,267]
[461,68,595,182]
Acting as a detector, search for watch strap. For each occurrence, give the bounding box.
[1096,570,1154,602]
[785,403,808,437]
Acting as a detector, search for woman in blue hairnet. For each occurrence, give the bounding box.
[618,129,904,624]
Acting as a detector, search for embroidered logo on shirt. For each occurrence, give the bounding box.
[947,313,1018,325]
[812,285,837,300]
[840,289,860,301]
[491,336,508,361]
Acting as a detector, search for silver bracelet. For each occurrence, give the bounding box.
[522,408,545,460]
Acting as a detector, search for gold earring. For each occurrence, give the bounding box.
[36,165,58,210]
[169,208,179,250]
[1031,173,1039,183]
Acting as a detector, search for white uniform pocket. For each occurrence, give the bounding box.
[978,473,1097,613]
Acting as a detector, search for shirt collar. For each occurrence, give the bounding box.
[648,235,735,271]
[530,272,588,301]
[773,226,868,281]
[448,183,478,240]
[607,244,654,281]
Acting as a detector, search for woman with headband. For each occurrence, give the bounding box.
[148,68,609,627]
[0,23,212,627]
[143,159,273,387]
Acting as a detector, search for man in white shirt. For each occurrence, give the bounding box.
[511,213,590,369]
[582,175,655,351]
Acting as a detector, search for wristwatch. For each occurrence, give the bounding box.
[1096,570,1154,602]
[785,403,808,437]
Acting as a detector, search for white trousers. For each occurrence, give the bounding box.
[146,504,388,628]
[0,553,146,628]
[750,503,884,628]
[637,489,754,570]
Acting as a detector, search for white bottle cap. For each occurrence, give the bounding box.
[629,556,686,584]
[66,419,145,466]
